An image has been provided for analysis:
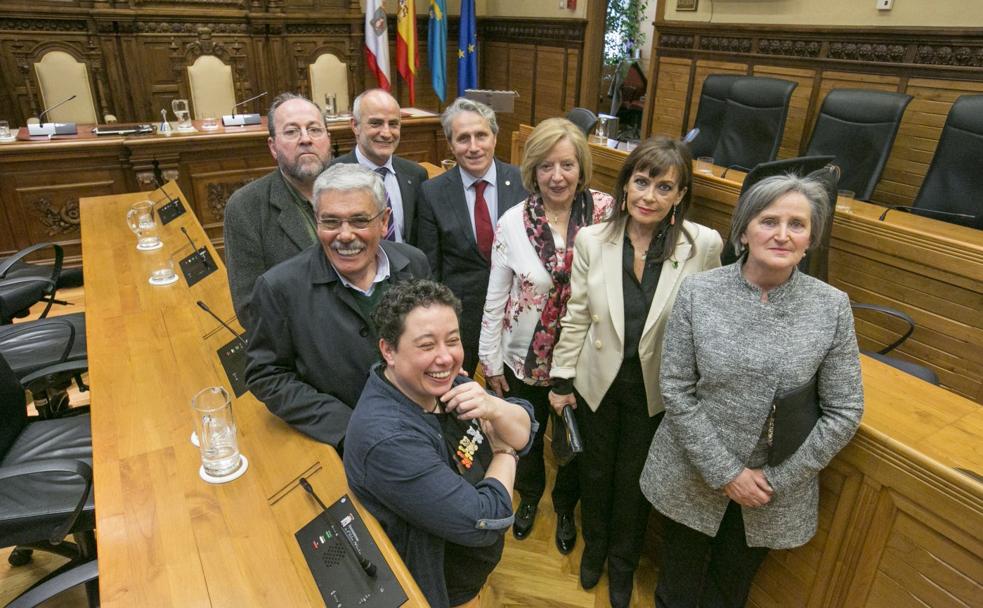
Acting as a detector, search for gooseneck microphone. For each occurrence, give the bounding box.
[196,301,247,346]
[299,477,378,578]
[180,226,212,269]
[231,91,268,118]
[37,95,78,122]
[878,205,976,223]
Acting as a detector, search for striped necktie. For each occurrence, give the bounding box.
[374,166,396,241]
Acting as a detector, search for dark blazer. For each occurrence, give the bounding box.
[223,170,318,331]
[244,240,431,446]
[417,160,527,372]
[331,151,429,245]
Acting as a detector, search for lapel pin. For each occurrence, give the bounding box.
[505,180,511,186]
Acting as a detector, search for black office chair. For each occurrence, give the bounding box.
[851,303,939,384]
[906,94,983,229]
[713,76,798,172]
[805,89,912,201]
[0,312,89,418]
[0,353,98,607]
[566,107,599,136]
[721,155,838,281]
[0,243,76,325]
[687,74,742,158]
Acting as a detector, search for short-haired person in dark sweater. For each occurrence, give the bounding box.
[344,280,536,608]
[245,164,430,448]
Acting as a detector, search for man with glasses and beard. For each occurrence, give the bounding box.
[224,93,334,331]
[245,163,430,448]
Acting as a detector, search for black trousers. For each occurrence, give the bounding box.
[503,366,580,513]
[575,368,662,575]
[655,501,770,608]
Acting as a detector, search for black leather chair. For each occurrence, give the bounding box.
[713,76,797,172]
[851,303,939,384]
[805,89,912,201]
[908,94,983,229]
[0,353,98,607]
[0,312,88,418]
[0,243,77,325]
[566,107,599,136]
[721,155,838,281]
[688,73,743,158]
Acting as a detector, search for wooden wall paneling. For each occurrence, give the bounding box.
[565,48,580,112]
[750,64,816,160]
[685,59,747,133]
[507,44,535,155]
[483,40,513,160]
[650,56,693,138]
[533,47,568,124]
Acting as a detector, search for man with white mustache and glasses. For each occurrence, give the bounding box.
[245,163,430,448]
[225,93,334,331]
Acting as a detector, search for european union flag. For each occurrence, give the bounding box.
[428,0,447,103]
[457,0,477,97]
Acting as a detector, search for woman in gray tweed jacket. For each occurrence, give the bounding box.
[641,174,864,608]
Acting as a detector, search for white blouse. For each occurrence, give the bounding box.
[479,191,614,385]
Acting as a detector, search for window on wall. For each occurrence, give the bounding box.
[603,0,649,65]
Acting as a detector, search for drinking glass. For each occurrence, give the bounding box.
[836,190,855,213]
[441,159,457,172]
[323,93,338,118]
[147,252,178,286]
[200,116,218,131]
[191,386,242,477]
[126,200,162,250]
[696,157,715,175]
[0,120,10,139]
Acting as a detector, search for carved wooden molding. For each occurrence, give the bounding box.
[0,18,88,32]
[32,197,81,237]
[137,22,249,34]
[478,18,587,48]
[206,179,254,220]
[284,23,351,36]
[654,24,983,74]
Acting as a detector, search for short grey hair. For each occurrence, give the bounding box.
[352,89,399,124]
[267,92,320,138]
[730,173,830,257]
[312,164,387,214]
[440,97,499,140]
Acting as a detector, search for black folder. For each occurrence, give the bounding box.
[768,375,820,467]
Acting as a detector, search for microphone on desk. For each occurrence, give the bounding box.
[196,300,247,346]
[180,226,212,270]
[29,94,80,136]
[150,177,180,208]
[878,205,976,224]
[223,92,266,126]
[299,477,378,578]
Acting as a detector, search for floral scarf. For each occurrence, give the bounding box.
[521,190,595,381]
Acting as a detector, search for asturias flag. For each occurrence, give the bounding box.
[457,0,477,97]
[364,0,391,90]
[396,0,420,106]
[428,0,447,103]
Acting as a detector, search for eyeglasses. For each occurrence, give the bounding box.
[316,208,387,231]
[278,125,328,141]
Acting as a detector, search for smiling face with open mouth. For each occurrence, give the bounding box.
[316,188,388,290]
[379,304,463,410]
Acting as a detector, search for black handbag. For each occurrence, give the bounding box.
[550,406,583,466]
[767,375,820,467]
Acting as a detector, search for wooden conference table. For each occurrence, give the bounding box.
[80,185,426,606]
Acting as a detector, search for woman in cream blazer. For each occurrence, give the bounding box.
[549,137,722,608]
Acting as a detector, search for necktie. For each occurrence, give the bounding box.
[374,166,396,241]
[474,180,493,261]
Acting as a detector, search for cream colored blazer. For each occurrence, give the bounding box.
[550,217,722,416]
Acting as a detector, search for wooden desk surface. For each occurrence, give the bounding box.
[80,186,426,606]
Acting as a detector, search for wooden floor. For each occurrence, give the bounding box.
[0,286,663,607]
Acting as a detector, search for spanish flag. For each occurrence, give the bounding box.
[396,0,419,106]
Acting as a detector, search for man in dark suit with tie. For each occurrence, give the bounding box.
[224,93,332,331]
[331,88,428,245]
[417,97,528,375]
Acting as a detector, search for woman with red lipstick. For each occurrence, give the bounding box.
[547,136,722,607]
[641,174,863,608]
[344,279,536,608]
[478,117,613,556]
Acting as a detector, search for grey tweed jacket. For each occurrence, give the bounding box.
[640,262,863,549]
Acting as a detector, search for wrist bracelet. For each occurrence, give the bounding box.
[494,447,519,464]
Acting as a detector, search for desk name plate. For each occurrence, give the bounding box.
[296,494,407,608]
